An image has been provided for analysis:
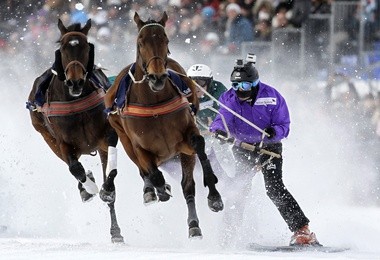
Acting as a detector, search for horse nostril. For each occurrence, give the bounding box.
[159,74,168,82]
[66,79,74,87]
[78,79,85,87]
[147,74,156,82]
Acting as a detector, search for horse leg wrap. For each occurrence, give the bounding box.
[106,146,117,176]
[69,161,86,182]
[200,159,218,187]
[186,195,199,227]
[81,171,99,195]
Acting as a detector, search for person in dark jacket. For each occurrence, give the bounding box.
[220,3,254,54]
[210,54,321,246]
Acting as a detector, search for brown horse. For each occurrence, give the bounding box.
[27,19,123,243]
[105,12,224,238]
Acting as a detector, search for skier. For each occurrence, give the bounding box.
[210,54,321,246]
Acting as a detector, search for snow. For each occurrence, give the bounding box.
[1,54,380,260]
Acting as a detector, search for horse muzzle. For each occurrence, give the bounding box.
[65,78,85,97]
[147,73,168,92]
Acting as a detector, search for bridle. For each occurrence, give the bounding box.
[58,31,90,83]
[133,23,168,83]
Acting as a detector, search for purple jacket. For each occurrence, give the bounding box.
[210,82,290,144]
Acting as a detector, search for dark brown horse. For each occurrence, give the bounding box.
[27,19,123,243]
[105,12,224,238]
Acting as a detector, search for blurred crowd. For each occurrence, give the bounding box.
[2,0,379,55]
[1,0,380,144]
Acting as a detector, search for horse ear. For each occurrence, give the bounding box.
[134,12,144,29]
[57,19,67,35]
[82,19,92,35]
[159,12,168,26]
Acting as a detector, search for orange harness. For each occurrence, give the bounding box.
[41,89,105,117]
[121,96,189,118]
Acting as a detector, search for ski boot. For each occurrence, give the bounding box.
[290,225,321,246]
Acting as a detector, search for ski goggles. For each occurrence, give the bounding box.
[231,79,259,91]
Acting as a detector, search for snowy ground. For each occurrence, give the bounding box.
[1,55,380,259]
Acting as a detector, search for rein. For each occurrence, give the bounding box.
[41,89,105,117]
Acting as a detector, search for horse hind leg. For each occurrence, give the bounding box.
[180,153,202,239]
[191,134,224,212]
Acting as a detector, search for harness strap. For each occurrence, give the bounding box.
[121,96,189,118]
[40,89,105,117]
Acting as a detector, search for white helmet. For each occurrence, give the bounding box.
[187,64,213,79]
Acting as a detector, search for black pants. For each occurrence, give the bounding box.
[232,142,309,232]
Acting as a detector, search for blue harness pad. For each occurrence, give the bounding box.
[113,63,192,109]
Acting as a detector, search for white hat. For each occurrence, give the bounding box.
[226,3,241,14]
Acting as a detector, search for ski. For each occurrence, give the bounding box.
[247,243,349,253]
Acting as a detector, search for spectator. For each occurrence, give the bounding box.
[219,3,254,54]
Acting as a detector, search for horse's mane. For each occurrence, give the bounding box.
[146,18,158,24]
[67,23,84,32]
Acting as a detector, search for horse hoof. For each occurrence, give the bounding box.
[189,227,203,239]
[111,235,125,244]
[143,191,158,205]
[157,183,172,202]
[208,196,224,212]
[99,187,115,204]
[80,190,96,203]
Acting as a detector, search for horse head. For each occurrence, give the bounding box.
[56,19,94,97]
[134,12,170,92]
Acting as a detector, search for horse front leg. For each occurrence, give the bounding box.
[136,149,172,204]
[98,130,124,243]
[190,134,224,212]
[61,144,99,202]
[142,170,158,205]
[100,129,119,204]
[180,153,202,239]
[143,167,172,203]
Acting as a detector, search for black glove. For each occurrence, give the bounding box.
[264,127,276,139]
[214,130,234,144]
